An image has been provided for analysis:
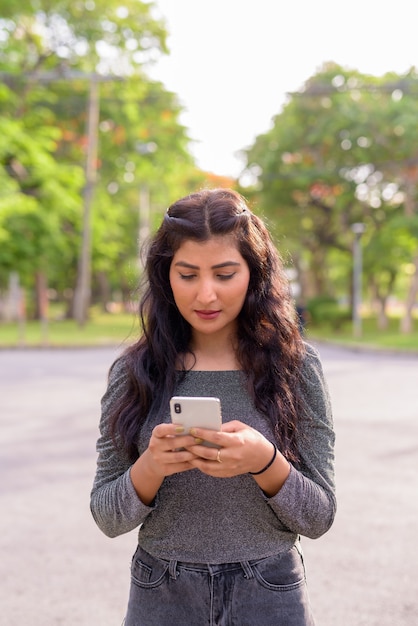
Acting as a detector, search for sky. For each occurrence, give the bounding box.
[148,0,418,178]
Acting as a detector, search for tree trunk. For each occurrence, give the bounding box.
[377,298,389,330]
[34,271,48,320]
[72,77,100,326]
[400,176,418,333]
[369,274,395,331]
[309,246,329,296]
[400,252,418,333]
[96,271,111,312]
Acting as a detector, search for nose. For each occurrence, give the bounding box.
[196,279,217,305]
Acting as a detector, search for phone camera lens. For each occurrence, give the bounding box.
[174,403,181,414]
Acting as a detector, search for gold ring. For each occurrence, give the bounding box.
[216,449,222,463]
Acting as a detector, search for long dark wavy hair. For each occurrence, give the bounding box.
[110,188,306,462]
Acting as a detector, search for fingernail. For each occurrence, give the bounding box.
[194,437,203,445]
[174,425,184,433]
[190,428,197,436]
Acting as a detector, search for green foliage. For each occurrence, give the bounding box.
[306,295,351,330]
[243,62,418,316]
[0,0,168,74]
[0,113,84,289]
[0,0,204,315]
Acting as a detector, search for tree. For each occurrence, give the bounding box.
[0,107,83,318]
[0,0,168,76]
[242,63,418,330]
[0,1,204,322]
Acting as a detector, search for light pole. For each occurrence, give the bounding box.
[351,222,366,338]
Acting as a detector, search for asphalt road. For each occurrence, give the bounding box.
[0,343,417,625]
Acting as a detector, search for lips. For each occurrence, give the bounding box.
[195,310,221,320]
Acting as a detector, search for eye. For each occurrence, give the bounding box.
[179,273,196,280]
[217,273,236,281]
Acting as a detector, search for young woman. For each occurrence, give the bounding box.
[90,188,336,626]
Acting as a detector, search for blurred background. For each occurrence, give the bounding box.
[0,0,417,351]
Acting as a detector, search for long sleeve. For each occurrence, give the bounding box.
[90,359,155,538]
[267,344,336,538]
[90,347,336,560]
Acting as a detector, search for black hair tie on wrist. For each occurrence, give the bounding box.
[249,443,277,475]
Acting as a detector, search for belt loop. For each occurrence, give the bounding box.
[294,535,303,557]
[240,560,254,579]
[169,559,179,579]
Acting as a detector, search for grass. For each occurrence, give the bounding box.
[305,314,418,353]
[0,311,418,353]
[0,311,139,348]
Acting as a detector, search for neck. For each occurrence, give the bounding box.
[186,329,240,371]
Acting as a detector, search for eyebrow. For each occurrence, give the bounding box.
[173,261,241,270]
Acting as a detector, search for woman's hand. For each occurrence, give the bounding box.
[184,420,291,496]
[184,420,275,477]
[130,424,199,505]
[144,423,201,478]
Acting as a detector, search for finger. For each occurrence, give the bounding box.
[187,447,229,476]
[153,423,187,438]
[186,443,223,462]
[189,427,223,447]
[166,434,200,451]
[165,448,196,463]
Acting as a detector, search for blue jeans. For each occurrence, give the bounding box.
[123,545,315,625]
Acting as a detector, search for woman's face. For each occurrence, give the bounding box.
[169,236,250,340]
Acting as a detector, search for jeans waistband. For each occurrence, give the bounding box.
[160,553,286,580]
[139,543,300,581]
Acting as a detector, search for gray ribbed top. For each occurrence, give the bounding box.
[90,343,336,563]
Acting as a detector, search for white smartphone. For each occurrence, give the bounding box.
[169,396,222,447]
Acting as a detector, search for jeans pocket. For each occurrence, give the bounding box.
[130,547,170,589]
[252,548,306,591]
